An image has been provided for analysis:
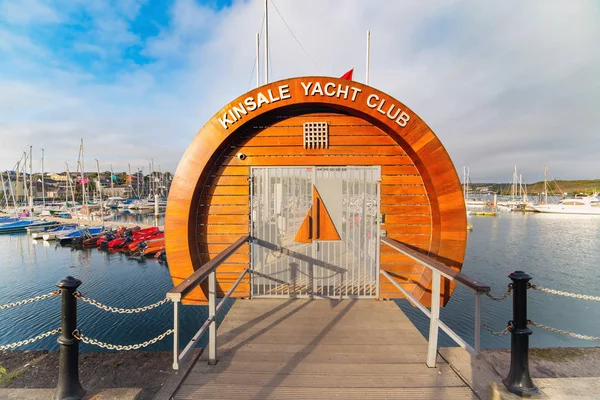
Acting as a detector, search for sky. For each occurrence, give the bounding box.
[1,0,599,183]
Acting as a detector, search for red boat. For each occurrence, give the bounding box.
[127,233,164,251]
[107,227,161,249]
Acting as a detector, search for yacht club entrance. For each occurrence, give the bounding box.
[250,166,381,299]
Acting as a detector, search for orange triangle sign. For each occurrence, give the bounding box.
[294,185,341,243]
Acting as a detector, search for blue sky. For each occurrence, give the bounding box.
[1,0,599,182]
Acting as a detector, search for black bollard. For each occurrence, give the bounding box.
[55,276,86,400]
[503,271,539,396]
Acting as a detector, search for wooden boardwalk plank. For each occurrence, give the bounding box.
[173,299,475,399]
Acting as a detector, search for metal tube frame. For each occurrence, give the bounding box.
[171,268,249,369]
[208,271,217,364]
[380,269,479,367]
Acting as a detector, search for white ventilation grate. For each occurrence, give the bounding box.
[303,122,328,149]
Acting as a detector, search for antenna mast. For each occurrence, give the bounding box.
[264,0,269,84]
[366,31,371,85]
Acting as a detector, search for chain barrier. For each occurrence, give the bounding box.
[528,320,600,343]
[73,329,173,351]
[485,284,513,301]
[74,292,169,314]
[481,322,512,337]
[529,285,600,302]
[0,290,60,310]
[0,329,61,351]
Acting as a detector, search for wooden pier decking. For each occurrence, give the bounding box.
[172,299,477,399]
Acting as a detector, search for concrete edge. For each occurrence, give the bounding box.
[0,388,142,400]
[152,348,203,400]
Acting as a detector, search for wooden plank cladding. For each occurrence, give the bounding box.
[165,77,467,306]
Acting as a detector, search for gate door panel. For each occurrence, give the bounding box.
[251,167,380,298]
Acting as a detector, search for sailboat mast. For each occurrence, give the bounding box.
[41,148,45,207]
[256,32,260,88]
[80,139,86,206]
[22,152,27,208]
[6,167,18,215]
[96,159,102,203]
[128,163,132,198]
[15,161,20,207]
[366,30,371,85]
[544,165,548,204]
[66,162,75,206]
[151,159,155,197]
[29,145,33,212]
[264,0,269,84]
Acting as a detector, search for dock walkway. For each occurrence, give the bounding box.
[172,299,477,399]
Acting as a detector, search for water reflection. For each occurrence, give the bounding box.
[399,212,600,349]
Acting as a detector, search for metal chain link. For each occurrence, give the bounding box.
[481,322,512,336]
[528,320,600,343]
[74,292,169,314]
[529,285,600,302]
[0,329,61,350]
[73,329,173,351]
[0,290,60,310]
[485,284,513,301]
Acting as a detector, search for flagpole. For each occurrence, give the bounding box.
[366,30,371,85]
[256,32,260,88]
[264,0,269,84]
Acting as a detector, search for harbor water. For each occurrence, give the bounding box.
[1,212,599,352]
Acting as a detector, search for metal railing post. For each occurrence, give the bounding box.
[208,271,217,365]
[55,276,86,400]
[474,292,481,354]
[172,300,180,370]
[427,270,441,367]
[503,271,539,396]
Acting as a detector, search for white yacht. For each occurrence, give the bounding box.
[532,193,600,215]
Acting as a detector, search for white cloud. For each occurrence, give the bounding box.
[0,0,63,25]
[0,0,599,183]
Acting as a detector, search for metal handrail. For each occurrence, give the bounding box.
[380,237,490,367]
[381,237,489,293]
[167,235,251,370]
[167,235,250,301]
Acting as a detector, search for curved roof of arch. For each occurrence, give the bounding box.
[165,76,466,297]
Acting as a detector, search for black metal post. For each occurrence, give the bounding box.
[503,271,539,396]
[55,276,86,400]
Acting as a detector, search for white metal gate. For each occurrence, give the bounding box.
[250,166,381,299]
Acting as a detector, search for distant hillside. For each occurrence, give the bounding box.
[466,180,600,196]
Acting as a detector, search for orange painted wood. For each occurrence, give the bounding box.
[198,205,248,215]
[228,146,405,157]
[199,215,249,225]
[200,196,249,205]
[203,225,249,235]
[210,166,250,176]
[381,165,420,175]
[223,155,413,167]
[198,243,250,254]
[166,76,466,307]
[209,176,249,185]
[202,185,249,196]
[198,234,249,244]
[381,185,427,195]
[381,205,431,215]
[384,215,432,225]
[382,175,424,185]
[380,195,429,205]
[242,135,398,147]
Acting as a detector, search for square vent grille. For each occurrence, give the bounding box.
[303,122,328,149]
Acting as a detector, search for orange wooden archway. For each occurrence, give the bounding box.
[165,77,467,305]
